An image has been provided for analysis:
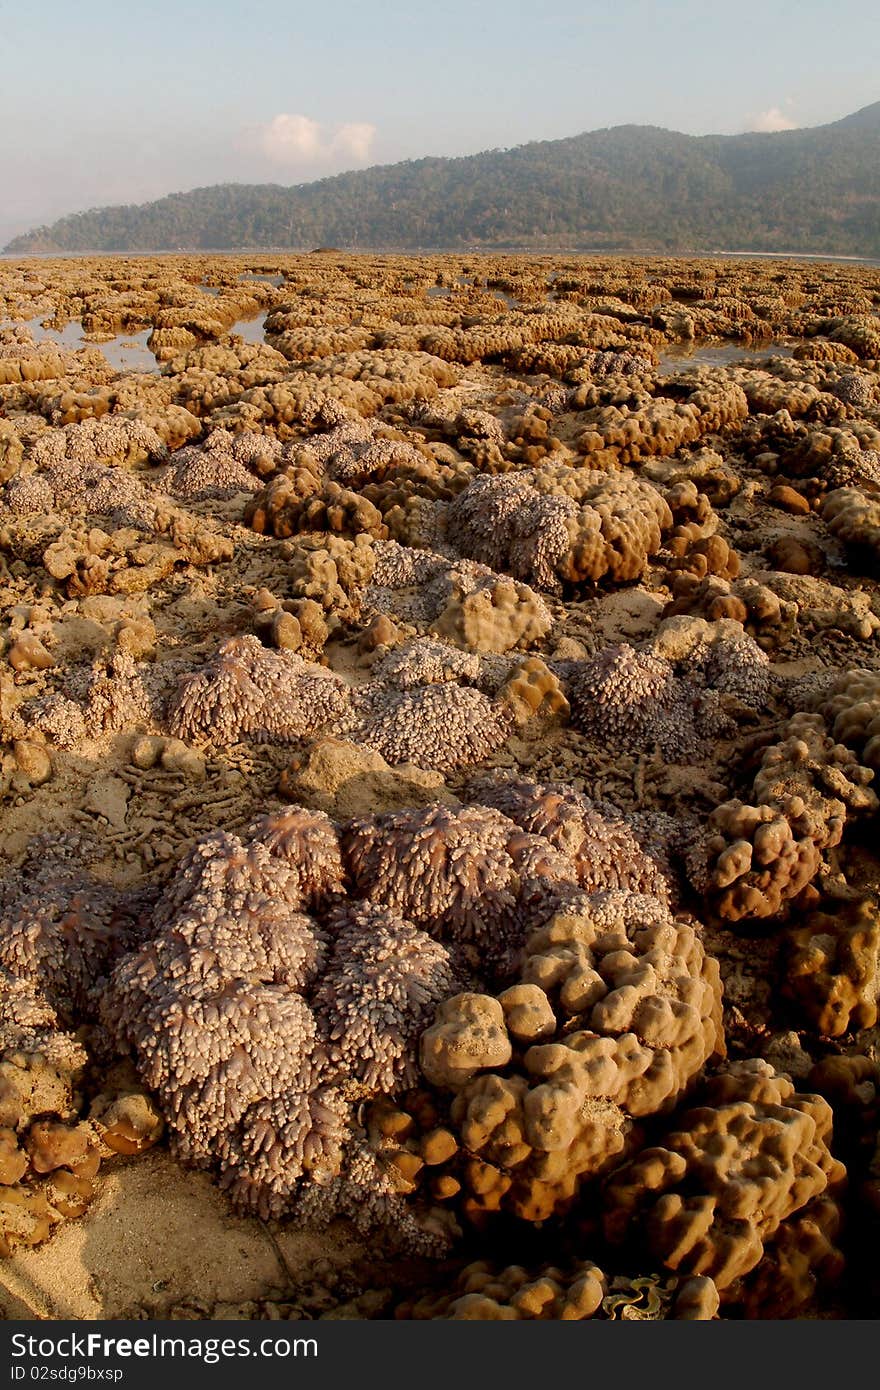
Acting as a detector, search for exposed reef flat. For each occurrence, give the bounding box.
[1,253,879,1320]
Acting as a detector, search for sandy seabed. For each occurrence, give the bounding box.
[0,252,878,1321]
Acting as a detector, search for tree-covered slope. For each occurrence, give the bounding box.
[7,103,880,255]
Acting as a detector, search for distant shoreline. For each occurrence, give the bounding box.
[3,246,880,266]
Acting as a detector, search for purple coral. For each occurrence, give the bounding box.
[445,473,577,591]
[467,776,672,905]
[563,632,769,761]
[220,1082,351,1218]
[246,807,346,911]
[163,434,262,501]
[0,836,142,1025]
[104,831,332,1182]
[31,417,167,470]
[313,903,459,1092]
[341,803,526,972]
[98,808,462,1222]
[371,638,481,690]
[350,683,513,775]
[167,635,352,745]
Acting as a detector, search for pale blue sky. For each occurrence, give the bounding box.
[1,0,878,242]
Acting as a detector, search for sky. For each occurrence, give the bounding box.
[1,0,878,245]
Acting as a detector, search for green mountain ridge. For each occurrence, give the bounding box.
[7,103,880,256]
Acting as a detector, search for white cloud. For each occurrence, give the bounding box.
[332,122,377,161]
[246,113,376,165]
[747,106,798,133]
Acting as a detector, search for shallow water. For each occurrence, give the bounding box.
[232,310,268,344]
[5,316,158,372]
[3,305,270,372]
[240,272,285,287]
[657,342,796,375]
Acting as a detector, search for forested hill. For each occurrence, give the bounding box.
[7,102,880,256]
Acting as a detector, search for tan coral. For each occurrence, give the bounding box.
[408,891,723,1224]
[813,668,880,771]
[246,475,389,540]
[688,712,877,921]
[420,995,513,1089]
[664,574,797,652]
[282,534,376,623]
[497,658,570,727]
[821,487,880,566]
[394,1262,719,1320]
[429,573,552,654]
[602,1060,845,1294]
[784,893,879,1036]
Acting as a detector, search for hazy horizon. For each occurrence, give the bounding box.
[2,0,878,246]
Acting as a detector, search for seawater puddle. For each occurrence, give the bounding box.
[197,281,271,342]
[426,279,519,309]
[657,342,796,375]
[233,311,268,344]
[3,304,271,372]
[240,273,285,287]
[2,316,157,372]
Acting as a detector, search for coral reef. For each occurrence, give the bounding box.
[564,621,770,758]
[445,469,672,592]
[784,892,879,1035]
[411,889,723,1223]
[393,1260,719,1320]
[3,250,880,1318]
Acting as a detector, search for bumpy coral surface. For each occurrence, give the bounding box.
[167,636,352,745]
[602,1061,845,1295]
[412,888,723,1223]
[393,1260,719,1320]
[687,712,877,920]
[784,893,880,1036]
